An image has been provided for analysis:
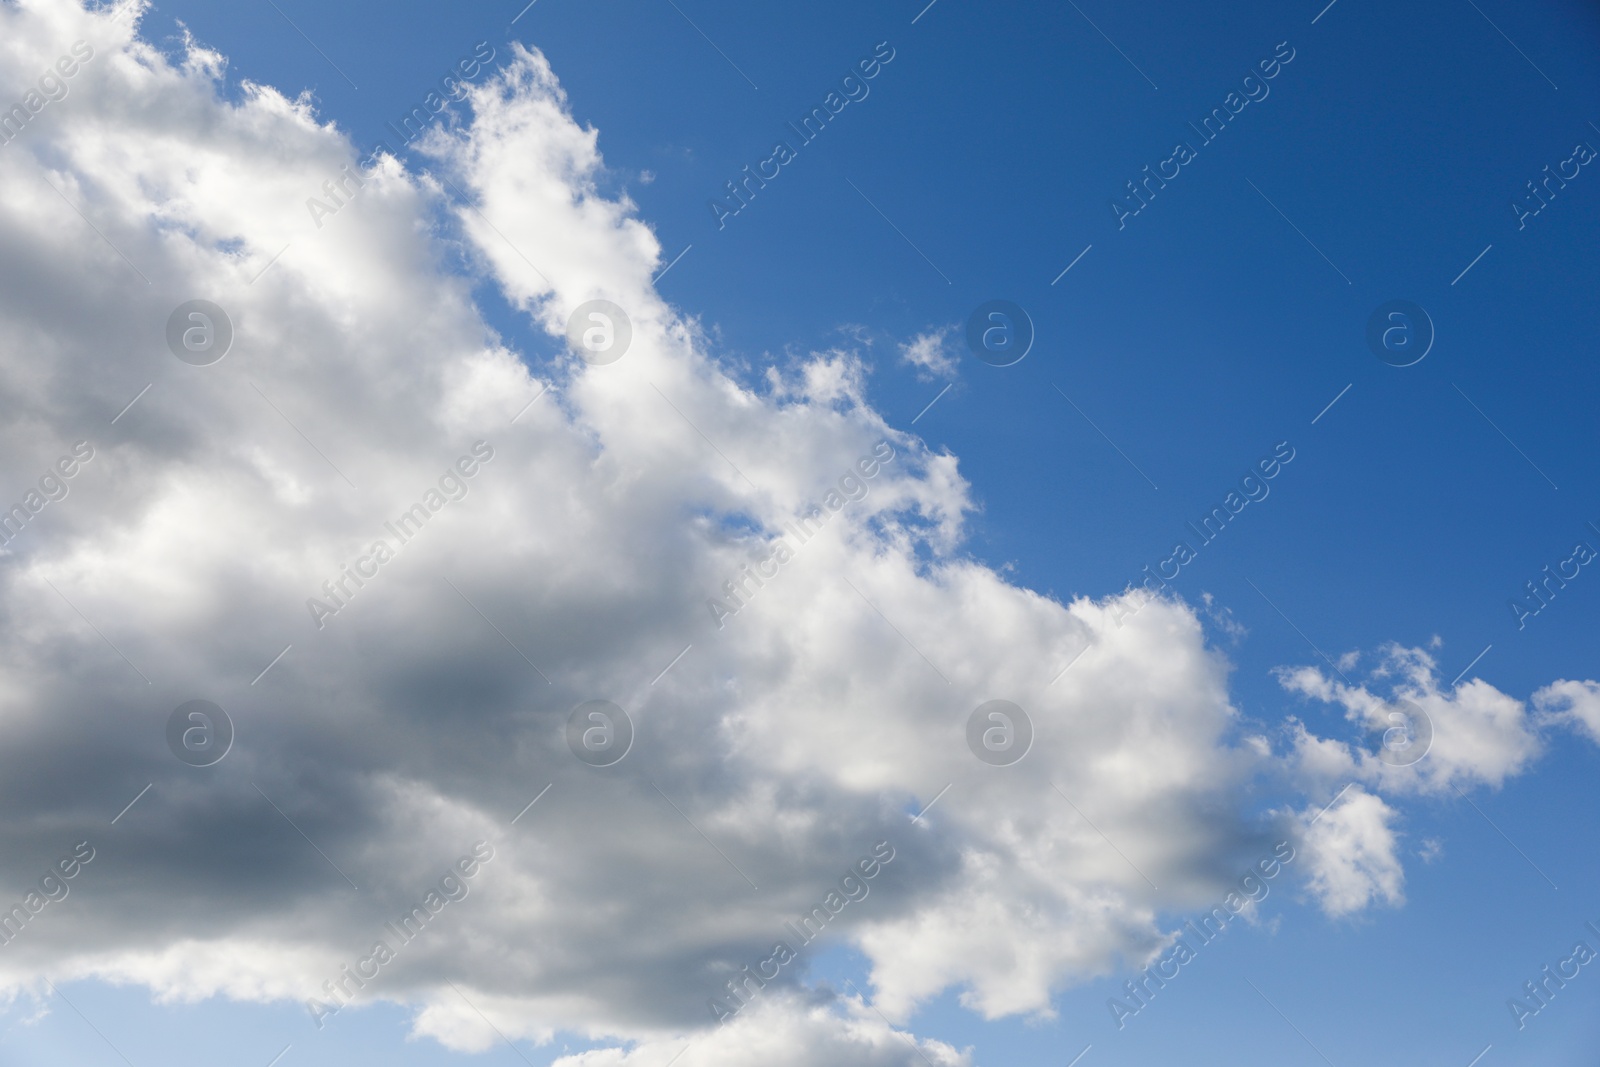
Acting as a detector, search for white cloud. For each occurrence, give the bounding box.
[1297,788,1405,916]
[1271,643,1600,917]
[531,994,969,1067]
[0,11,1290,1051]
[1276,643,1543,796]
[897,327,958,380]
[0,3,1588,1060]
[1532,679,1600,745]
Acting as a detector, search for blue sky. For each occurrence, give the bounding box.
[2,0,1599,1064]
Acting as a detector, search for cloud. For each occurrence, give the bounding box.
[1296,788,1405,916]
[533,994,969,1067]
[1,3,1584,1059]
[1271,643,1600,915]
[897,327,958,380]
[1275,643,1544,796]
[1532,679,1600,745]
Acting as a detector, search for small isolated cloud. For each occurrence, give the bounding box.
[898,327,958,380]
[1532,679,1600,745]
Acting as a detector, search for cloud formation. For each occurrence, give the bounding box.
[1272,642,1600,916]
[1277,643,1543,798]
[0,2,1593,1058]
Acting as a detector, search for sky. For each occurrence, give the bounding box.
[0,0,1597,1064]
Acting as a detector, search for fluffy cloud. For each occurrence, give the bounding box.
[1276,643,1543,797]
[0,7,1284,1049]
[1272,643,1600,916]
[1296,788,1404,916]
[897,327,958,380]
[1533,679,1600,745]
[0,2,1584,1060]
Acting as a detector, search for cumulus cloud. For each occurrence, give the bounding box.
[0,2,1585,1060]
[0,7,1291,1050]
[1296,788,1404,916]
